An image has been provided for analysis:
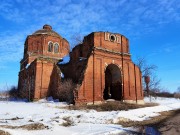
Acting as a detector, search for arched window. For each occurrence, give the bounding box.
[48,42,53,52]
[54,43,59,53]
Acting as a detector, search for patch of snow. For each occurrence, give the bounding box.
[79,57,87,61]
[60,72,64,78]
[25,63,30,69]
[0,97,179,135]
[0,124,130,135]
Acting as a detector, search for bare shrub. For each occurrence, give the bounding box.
[174,93,180,99]
[9,86,19,98]
[56,79,78,104]
[0,91,9,101]
[156,91,174,98]
[8,85,31,101]
[174,87,180,99]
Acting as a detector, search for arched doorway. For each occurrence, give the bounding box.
[103,64,122,100]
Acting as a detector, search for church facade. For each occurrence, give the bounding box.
[18,24,144,104]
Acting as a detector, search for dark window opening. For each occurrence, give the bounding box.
[48,42,53,52]
[54,43,59,53]
[110,34,116,42]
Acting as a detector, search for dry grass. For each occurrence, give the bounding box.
[0,123,48,130]
[0,130,11,135]
[117,109,180,127]
[56,79,77,104]
[67,101,158,112]
[61,117,74,127]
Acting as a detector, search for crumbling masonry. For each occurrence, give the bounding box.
[18,24,144,104]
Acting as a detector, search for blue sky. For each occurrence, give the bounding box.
[0,0,179,92]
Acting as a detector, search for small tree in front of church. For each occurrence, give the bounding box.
[56,79,78,104]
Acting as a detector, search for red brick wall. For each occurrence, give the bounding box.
[18,58,61,100]
[77,55,143,103]
[18,28,143,103]
[18,60,36,99]
[48,64,61,98]
[18,25,69,100]
[20,34,70,70]
[33,58,61,100]
[73,32,143,103]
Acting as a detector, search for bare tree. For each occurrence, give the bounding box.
[8,86,18,98]
[70,33,83,50]
[134,57,161,93]
[177,86,180,93]
[174,86,180,98]
[149,75,161,92]
[135,57,157,76]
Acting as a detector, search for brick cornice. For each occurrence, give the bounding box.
[93,46,131,56]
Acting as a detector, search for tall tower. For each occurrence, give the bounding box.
[18,24,70,100]
[60,32,144,104]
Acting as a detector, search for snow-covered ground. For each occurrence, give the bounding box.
[0,97,179,135]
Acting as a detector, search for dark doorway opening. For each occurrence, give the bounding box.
[103,64,122,100]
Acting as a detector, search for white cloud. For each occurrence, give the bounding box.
[0,0,179,37]
[0,0,179,70]
[0,32,24,60]
[0,0,179,58]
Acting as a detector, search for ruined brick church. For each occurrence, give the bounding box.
[18,24,144,104]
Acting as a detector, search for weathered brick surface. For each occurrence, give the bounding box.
[18,25,69,100]
[18,25,143,103]
[63,32,143,103]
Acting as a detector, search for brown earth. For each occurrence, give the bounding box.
[117,109,180,135]
[156,111,180,135]
[117,109,180,127]
[0,130,11,135]
[0,123,48,130]
[67,101,158,111]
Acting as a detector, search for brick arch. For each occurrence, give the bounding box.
[104,62,122,73]
[53,42,59,53]
[48,41,53,52]
[103,63,123,101]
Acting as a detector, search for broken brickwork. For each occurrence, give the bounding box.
[18,25,143,104]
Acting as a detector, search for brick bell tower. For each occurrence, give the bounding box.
[60,32,144,104]
[18,24,70,100]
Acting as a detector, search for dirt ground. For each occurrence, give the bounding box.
[0,123,48,135]
[117,110,179,127]
[117,109,180,134]
[156,112,180,135]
